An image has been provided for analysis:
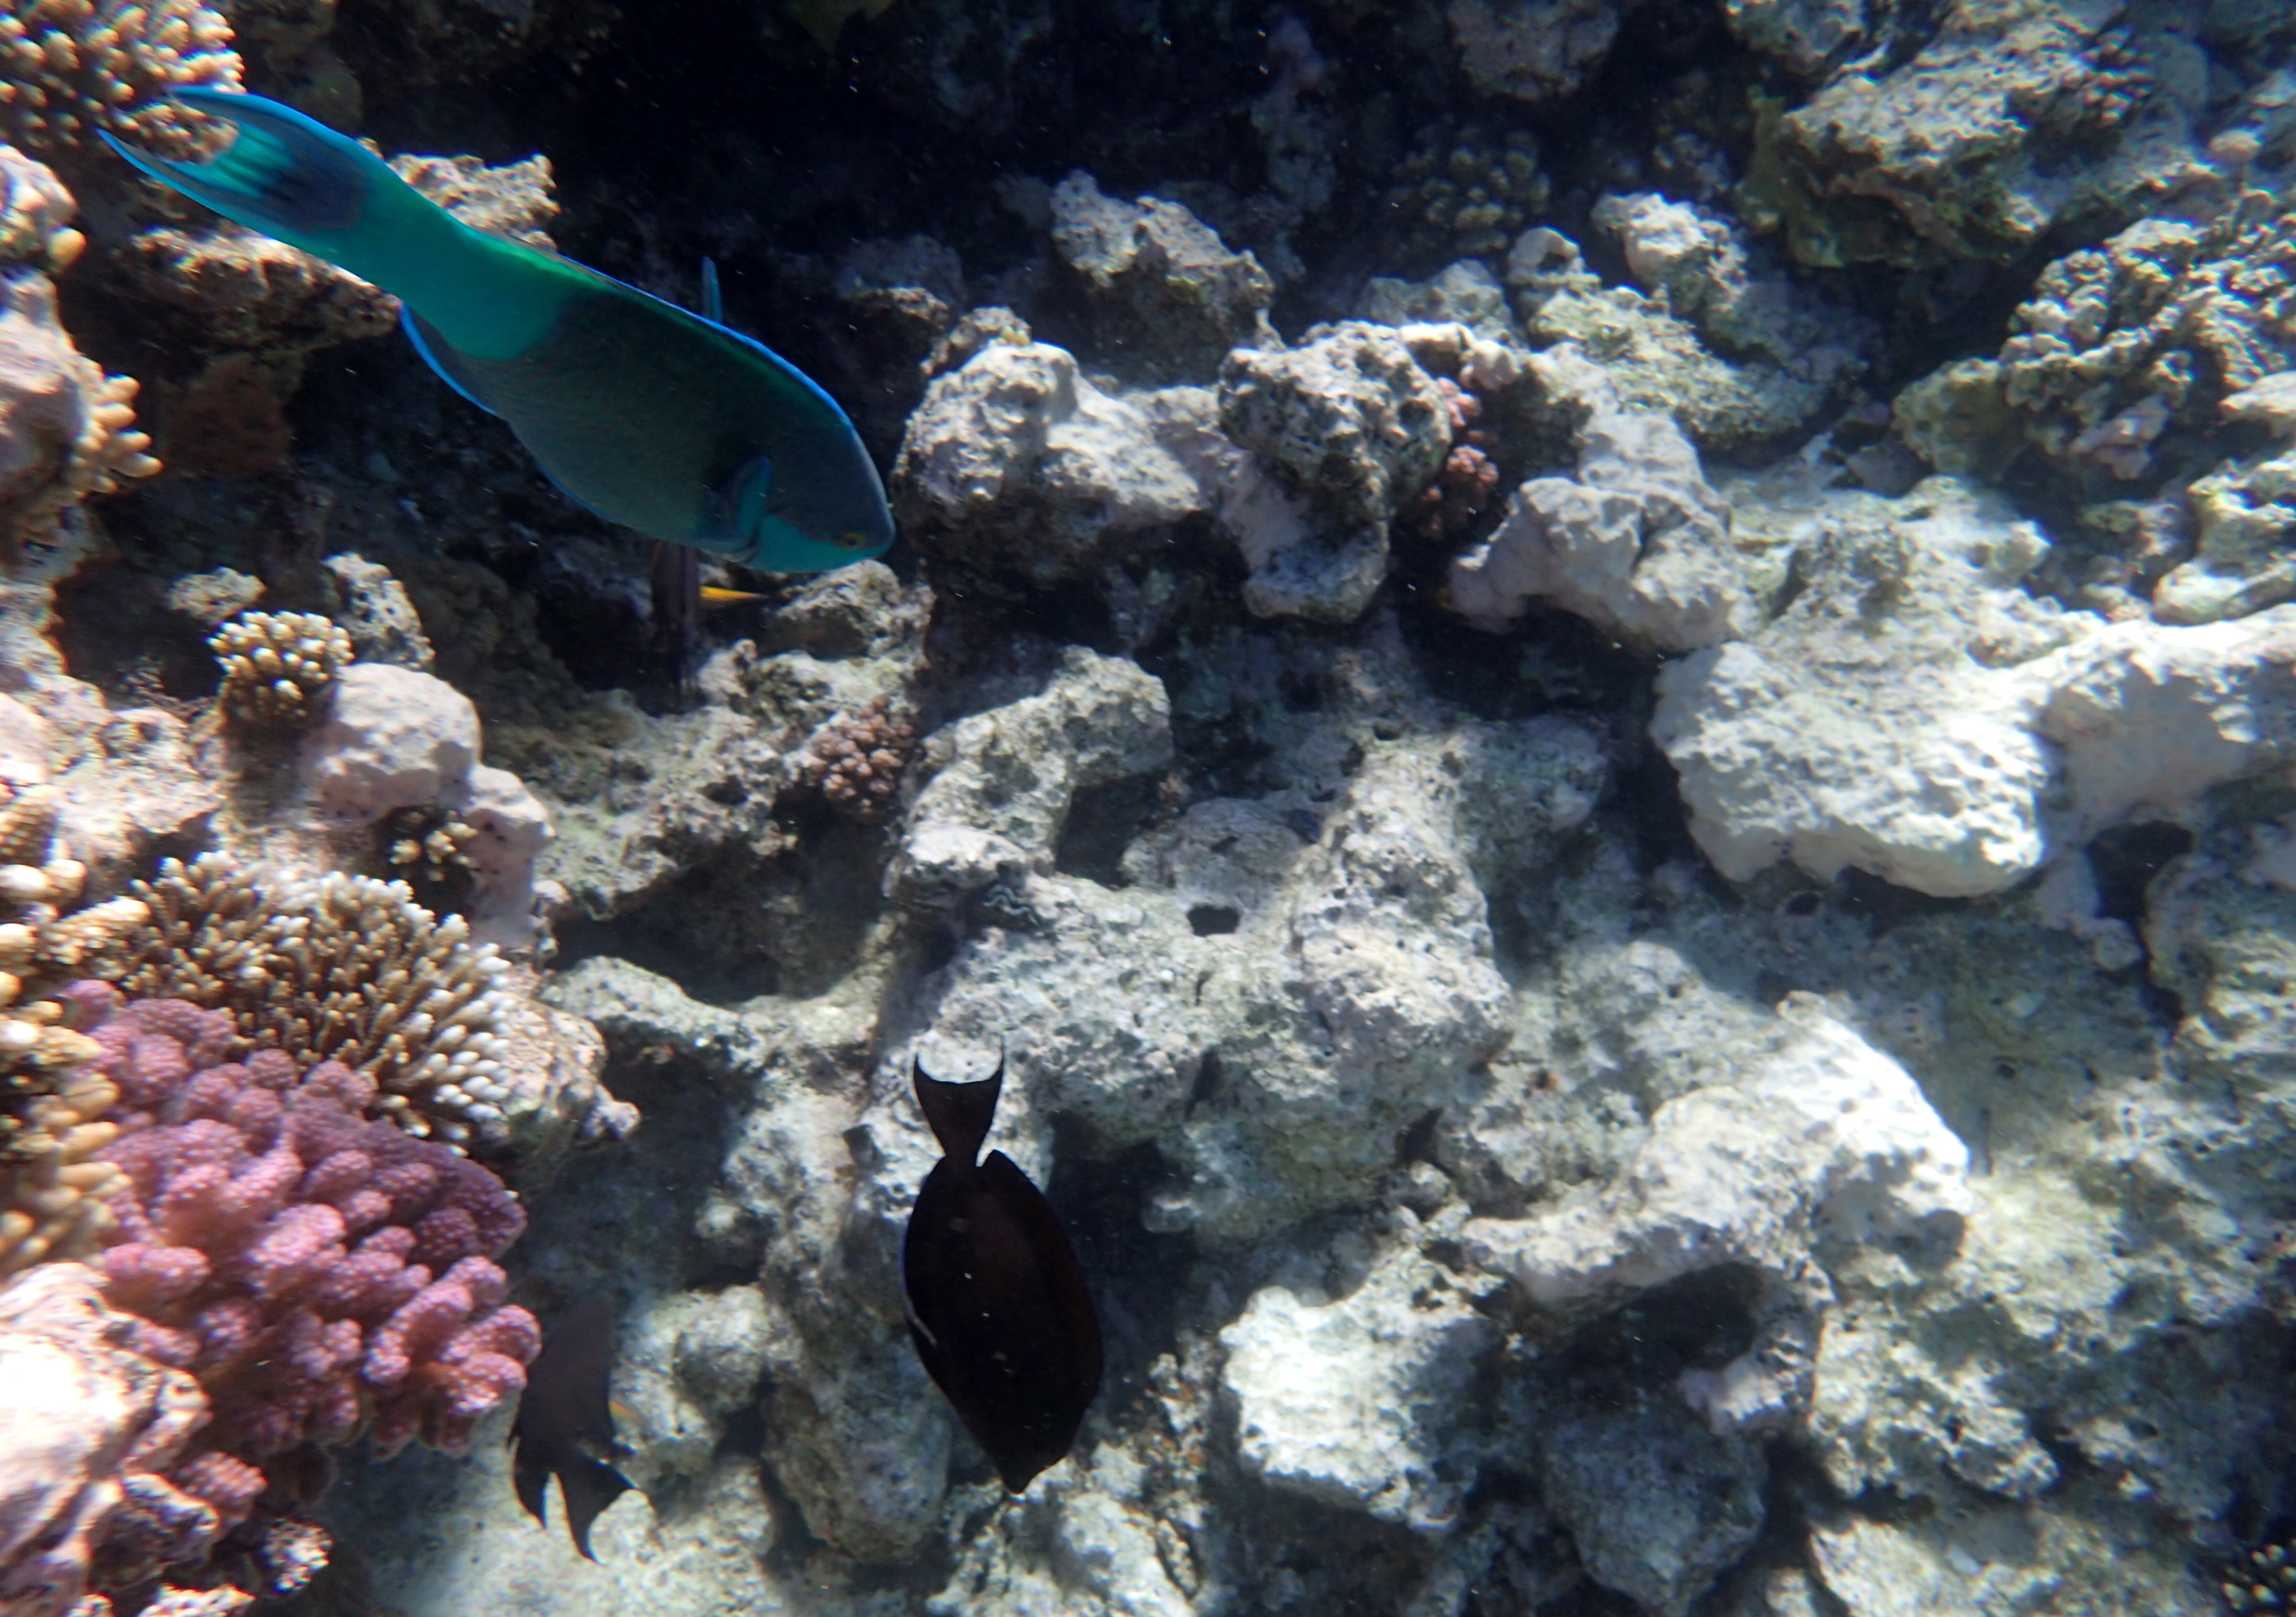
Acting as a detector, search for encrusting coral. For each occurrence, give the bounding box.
[0,0,241,163]
[208,610,355,728]
[121,854,519,1149]
[90,996,541,1469]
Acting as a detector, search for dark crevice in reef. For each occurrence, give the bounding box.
[1043,1127,1192,1442]
[1053,773,1165,888]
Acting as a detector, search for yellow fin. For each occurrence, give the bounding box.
[697,585,766,608]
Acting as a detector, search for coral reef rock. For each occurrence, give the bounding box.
[1446,393,1755,650]
[891,338,1206,586]
[890,646,1172,907]
[1654,474,2296,896]
[0,1261,218,1616]
[298,662,551,946]
[1218,321,1452,621]
[1746,2,2201,269]
[1470,994,1973,1434]
[1220,1239,1495,1529]
[1049,171,1275,383]
[1651,477,2077,897]
[0,273,158,554]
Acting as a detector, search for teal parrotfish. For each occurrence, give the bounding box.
[101,91,895,575]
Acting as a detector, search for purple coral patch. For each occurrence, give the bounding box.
[89,999,541,1481]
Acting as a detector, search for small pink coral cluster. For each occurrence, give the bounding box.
[1404,376,1501,544]
[86,997,540,1500]
[802,694,920,825]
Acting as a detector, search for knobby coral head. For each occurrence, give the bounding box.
[86,996,541,1494]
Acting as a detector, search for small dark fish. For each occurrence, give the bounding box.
[510,1293,636,1560]
[902,1053,1102,1492]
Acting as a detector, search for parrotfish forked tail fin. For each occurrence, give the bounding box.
[100,91,897,576]
[97,89,560,362]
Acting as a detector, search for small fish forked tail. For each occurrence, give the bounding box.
[913,1050,1006,1166]
[97,89,389,259]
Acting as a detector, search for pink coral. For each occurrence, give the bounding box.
[86,1000,540,1487]
[1403,377,1502,544]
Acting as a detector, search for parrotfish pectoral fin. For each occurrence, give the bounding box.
[401,307,501,417]
[702,454,775,549]
[99,89,375,250]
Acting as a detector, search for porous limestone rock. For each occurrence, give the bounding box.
[889,646,1173,907]
[300,662,551,946]
[1445,401,1755,650]
[320,553,436,670]
[1654,475,2296,897]
[1537,1393,1768,1617]
[1219,1242,1496,1529]
[1650,477,2092,897]
[1217,322,1451,622]
[2154,441,2296,624]
[1049,172,1275,382]
[1506,227,1864,454]
[896,696,1606,1236]
[1746,3,2203,270]
[890,340,1205,585]
[1445,0,1619,104]
[1721,0,1869,76]
[2033,607,2296,844]
[530,562,930,961]
[1468,994,1973,1433]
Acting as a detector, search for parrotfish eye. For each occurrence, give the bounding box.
[836,529,871,550]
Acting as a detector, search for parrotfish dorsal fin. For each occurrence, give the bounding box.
[913,1053,1004,1166]
[701,257,723,324]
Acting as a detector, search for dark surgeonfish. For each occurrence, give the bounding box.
[510,1293,635,1560]
[902,1054,1103,1492]
[100,93,895,575]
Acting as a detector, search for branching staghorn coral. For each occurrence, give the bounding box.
[121,854,518,1148]
[0,0,241,163]
[209,609,354,727]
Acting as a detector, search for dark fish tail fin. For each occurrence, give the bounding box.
[913,1052,1004,1165]
[562,1456,635,1561]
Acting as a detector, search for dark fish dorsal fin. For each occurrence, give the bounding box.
[913,1052,1004,1165]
